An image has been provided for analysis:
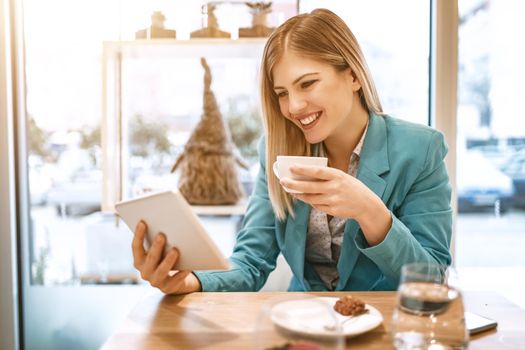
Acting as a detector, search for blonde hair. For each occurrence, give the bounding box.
[260,8,383,221]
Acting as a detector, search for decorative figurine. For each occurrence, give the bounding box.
[171,58,247,205]
[135,11,176,39]
[239,1,275,37]
[190,3,231,39]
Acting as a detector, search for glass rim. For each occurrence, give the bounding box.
[402,262,449,270]
[401,262,450,282]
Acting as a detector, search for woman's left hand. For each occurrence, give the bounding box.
[280,164,392,245]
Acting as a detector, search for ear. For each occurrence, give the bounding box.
[349,70,362,92]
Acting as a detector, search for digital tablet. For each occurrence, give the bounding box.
[115,190,230,271]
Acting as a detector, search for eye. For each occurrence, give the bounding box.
[301,80,317,89]
[275,91,288,98]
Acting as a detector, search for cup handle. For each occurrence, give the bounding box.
[272,161,280,179]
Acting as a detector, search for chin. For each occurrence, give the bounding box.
[300,122,327,145]
[304,133,326,145]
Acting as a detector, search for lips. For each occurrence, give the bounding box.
[295,111,321,130]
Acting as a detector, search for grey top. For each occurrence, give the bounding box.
[305,124,368,290]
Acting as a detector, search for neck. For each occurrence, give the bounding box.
[324,99,369,170]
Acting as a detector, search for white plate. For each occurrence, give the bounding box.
[270,297,383,338]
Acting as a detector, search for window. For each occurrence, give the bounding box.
[21,1,434,349]
[456,0,525,304]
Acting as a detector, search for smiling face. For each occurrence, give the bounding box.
[272,50,363,145]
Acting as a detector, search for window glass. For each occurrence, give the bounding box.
[25,1,278,287]
[456,0,525,303]
[26,0,432,287]
[22,1,432,348]
[25,1,432,283]
[25,0,122,286]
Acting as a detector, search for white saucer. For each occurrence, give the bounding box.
[270,297,383,338]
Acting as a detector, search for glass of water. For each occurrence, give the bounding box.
[391,262,469,350]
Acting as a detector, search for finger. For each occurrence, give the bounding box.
[281,178,326,194]
[290,164,339,180]
[294,192,331,206]
[150,248,179,287]
[141,233,166,279]
[132,220,148,268]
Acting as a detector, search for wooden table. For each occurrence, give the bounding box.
[102,291,525,349]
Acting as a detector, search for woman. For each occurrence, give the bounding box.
[131,8,452,294]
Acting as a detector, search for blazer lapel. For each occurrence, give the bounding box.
[283,199,311,289]
[336,113,390,290]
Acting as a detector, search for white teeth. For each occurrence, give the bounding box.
[299,112,320,125]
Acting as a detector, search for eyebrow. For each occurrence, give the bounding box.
[273,72,319,90]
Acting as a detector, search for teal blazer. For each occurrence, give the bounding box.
[195,113,452,291]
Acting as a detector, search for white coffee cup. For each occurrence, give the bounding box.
[272,156,328,193]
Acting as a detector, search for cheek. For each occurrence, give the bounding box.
[328,84,354,113]
[278,99,289,117]
[333,97,353,119]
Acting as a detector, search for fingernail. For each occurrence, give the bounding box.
[156,235,163,243]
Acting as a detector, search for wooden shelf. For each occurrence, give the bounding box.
[102,38,267,59]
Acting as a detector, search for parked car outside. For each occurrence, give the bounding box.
[499,149,525,208]
[28,155,53,206]
[457,151,515,213]
[46,169,102,216]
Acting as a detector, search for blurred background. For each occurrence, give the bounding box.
[2,0,525,349]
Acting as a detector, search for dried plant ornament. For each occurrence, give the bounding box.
[171,58,248,205]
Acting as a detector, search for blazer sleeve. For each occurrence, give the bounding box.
[354,130,453,285]
[193,138,281,291]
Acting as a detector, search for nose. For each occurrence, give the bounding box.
[288,92,307,115]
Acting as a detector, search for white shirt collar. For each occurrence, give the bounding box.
[353,122,369,157]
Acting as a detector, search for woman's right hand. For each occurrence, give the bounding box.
[132,220,202,295]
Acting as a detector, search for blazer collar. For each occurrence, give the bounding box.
[358,112,390,177]
[336,112,390,289]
